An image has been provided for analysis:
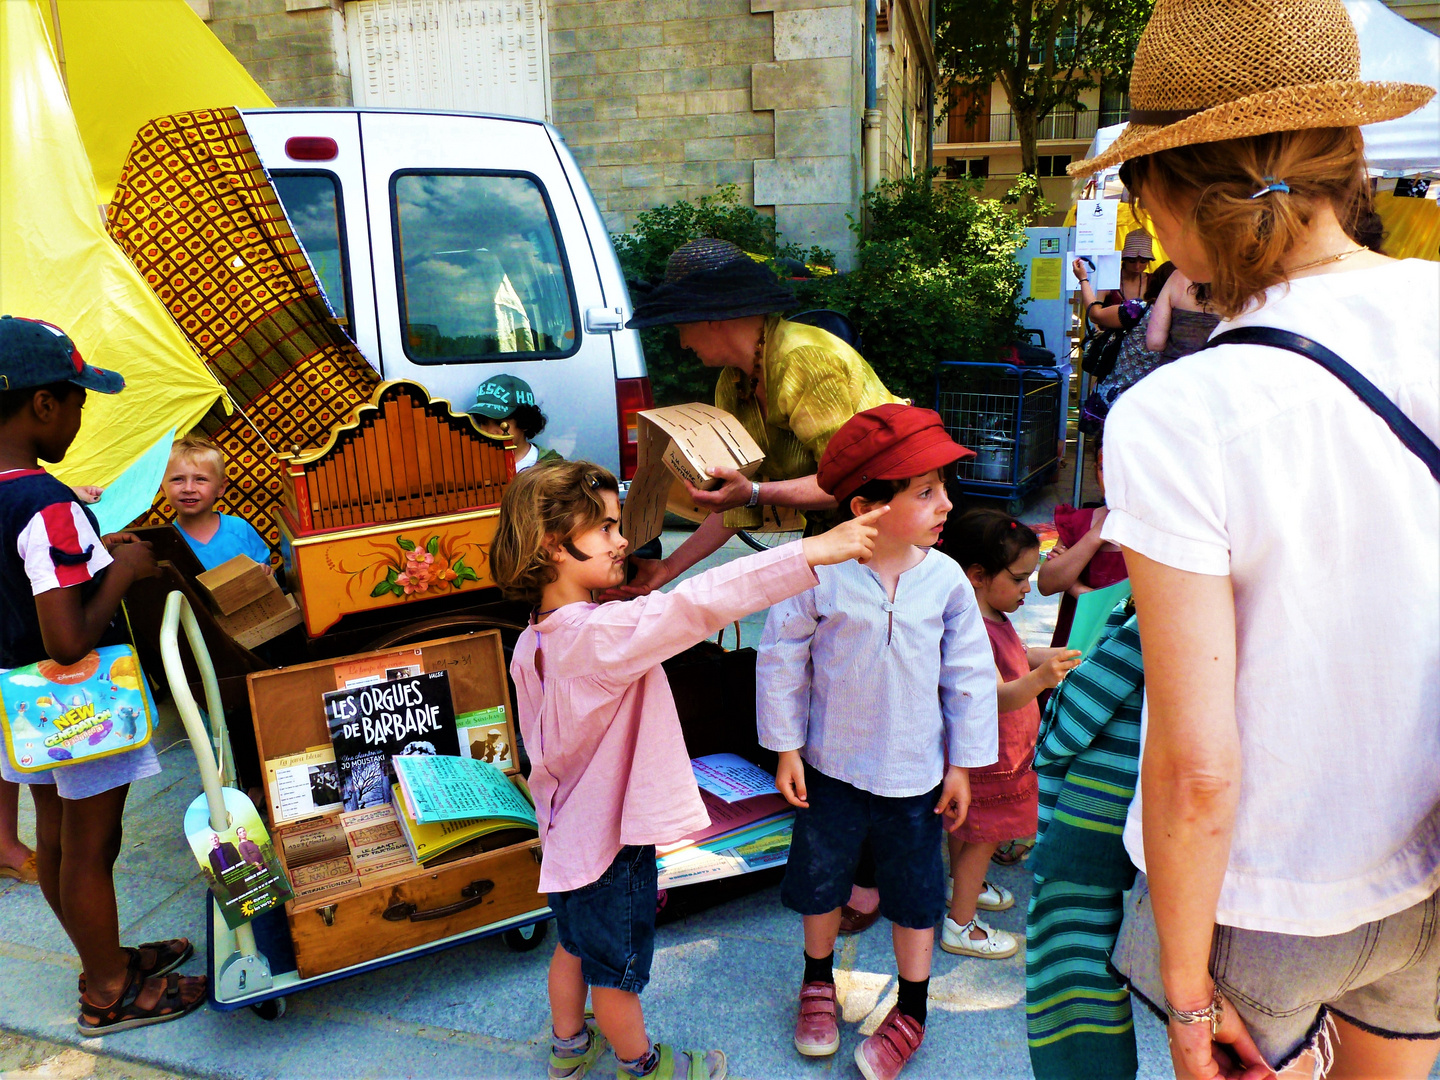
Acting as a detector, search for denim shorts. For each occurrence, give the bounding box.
[781,767,946,930]
[0,743,160,800]
[549,844,657,994]
[1113,874,1440,1071]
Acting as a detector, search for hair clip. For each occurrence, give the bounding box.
[585,473,600,489]
[1008,520,1017,529]
[1250,178,1290,199]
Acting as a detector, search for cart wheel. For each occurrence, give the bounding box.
[503,921,548,952]
[251,997,286,1021]
[1005,497,1027,516]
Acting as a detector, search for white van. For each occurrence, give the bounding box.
[241,108,652,480]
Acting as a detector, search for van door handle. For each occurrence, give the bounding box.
[585,306,626,333]
[383,879,494,922]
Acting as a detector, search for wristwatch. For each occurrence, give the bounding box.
[1165,986,1224,1037]
[746,481,761,508]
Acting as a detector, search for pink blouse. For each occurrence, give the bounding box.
[511,542,818,893]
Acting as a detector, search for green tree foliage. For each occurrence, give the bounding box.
[613,176,1041,409]
[936,0,1153,208]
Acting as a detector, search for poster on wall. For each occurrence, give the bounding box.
[1075,199,1120,251]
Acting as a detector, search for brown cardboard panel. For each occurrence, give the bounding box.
[218,591,304,650]
[621,403,765,547]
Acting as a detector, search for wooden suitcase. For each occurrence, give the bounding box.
[246,631,544,979]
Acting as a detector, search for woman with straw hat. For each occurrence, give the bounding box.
[1074,228,1155,331]
[1062,2,1439,1079]
[620,238,901,595]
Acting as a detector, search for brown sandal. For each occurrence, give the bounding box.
[838,903,882,935]
[77,954,206,1035]
[78,938,193,995]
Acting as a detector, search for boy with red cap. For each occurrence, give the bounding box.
[757,404,1000,1080]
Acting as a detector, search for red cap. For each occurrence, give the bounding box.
[817,404,974,504]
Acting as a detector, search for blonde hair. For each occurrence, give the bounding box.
[168,432,225,478]
[491,460,619,607]
[1122,127,1369,319]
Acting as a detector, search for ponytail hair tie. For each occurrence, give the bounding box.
[1008,520,1017,529]
[1250,178,1290,199]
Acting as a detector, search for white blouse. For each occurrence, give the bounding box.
[1102,259,1440,937]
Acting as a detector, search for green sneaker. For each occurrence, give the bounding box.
[550,1023,608,1080]
[617,1045,726,1079]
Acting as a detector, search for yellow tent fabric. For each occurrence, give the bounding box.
[1,0,223,487]
[1060,201,1168,270]
[1375,192,1440,262]
[40,0,272,205]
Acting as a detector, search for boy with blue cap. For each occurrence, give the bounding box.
[0,315,206,1033]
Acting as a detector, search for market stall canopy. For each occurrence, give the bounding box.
[1075,1,1439,180]
[39,0,273,204]
[1,0,224,487]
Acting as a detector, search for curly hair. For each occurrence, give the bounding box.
[491,459,619,607]
[946,507,1039,579]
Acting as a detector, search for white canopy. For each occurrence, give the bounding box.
[1076,0,1440,184]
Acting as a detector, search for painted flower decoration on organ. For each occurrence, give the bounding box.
[369,534,481,599]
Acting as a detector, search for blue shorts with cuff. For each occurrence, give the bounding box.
[781,766,946,930]
[549,844,657,994]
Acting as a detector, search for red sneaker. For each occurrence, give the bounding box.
[854,1005,924,1080]
[793,980,840,1057]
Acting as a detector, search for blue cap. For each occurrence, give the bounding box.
[0,316,125,395]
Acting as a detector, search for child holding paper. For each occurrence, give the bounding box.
[942,509,1080,961]
[492,459,885,1080]
[757,405,999,1080]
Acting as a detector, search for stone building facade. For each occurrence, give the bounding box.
[185,0,935,266]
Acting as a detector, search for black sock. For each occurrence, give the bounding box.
[897,976,929,1026]
[803,949,834,985]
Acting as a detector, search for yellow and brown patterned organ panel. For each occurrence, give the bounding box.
[278,381,514,635]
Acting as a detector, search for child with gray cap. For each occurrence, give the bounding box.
[467,373,561,472]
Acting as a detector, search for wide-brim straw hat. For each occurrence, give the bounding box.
[1068,0,1435,177]
[626,238,796,329]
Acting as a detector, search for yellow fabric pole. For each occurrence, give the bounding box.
[39,0,272,205]
[1,0,223,487]
[1374,192,1440,262]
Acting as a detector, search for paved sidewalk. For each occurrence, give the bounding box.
[3,516,1428,1079]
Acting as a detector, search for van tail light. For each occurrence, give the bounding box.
[616,377,653,481]
[285,136,338,161]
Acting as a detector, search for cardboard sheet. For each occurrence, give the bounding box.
[621,403,764,546]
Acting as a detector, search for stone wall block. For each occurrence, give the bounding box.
[663,67,712,93]
[621,23,666,48]
[751,58,850,111]
[754,155,853,205]
[637,93,688,118]
[553,100,596,123]
[709,64,752,90]
[775,203,854,265]
[734,133,776,158]
[552,50,600,77]
[773,7,853,60]
[683,136,739,161]
[684,88,751,115]
[774,106,853,157]
[549,29,578,55]
[594,99,640,121]
[752,0,852,11]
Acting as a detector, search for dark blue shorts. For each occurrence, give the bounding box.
[781,767,946,930]
[549,844,657,993]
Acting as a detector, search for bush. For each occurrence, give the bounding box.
[612,174,1042,408]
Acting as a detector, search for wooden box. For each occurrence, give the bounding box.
[198,555,274,615]
[247,631,542,979]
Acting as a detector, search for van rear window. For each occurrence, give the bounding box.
[391,172,578,362]
[272,172,350,326]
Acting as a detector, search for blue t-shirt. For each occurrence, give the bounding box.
[174,514,272,572]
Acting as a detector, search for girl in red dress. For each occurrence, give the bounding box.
[942,510,1081,959]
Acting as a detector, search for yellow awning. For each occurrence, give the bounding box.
[1,0,224,487]
[40,0,272,205]
[1375,191,1440,262]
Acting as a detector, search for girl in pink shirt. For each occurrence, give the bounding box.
[492,459,885,1080]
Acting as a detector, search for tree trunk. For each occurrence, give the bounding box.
[1014,107,1040,216]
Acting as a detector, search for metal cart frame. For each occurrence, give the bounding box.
[158,591,551,1019]
[934,361,1065,514]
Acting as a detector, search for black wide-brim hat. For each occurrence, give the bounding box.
[626,238,797,330]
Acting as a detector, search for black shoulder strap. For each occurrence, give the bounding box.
[1205,326,1440,482]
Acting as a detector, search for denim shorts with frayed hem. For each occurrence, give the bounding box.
[781,767,946,930]
[1112,874,1440,1072]
[549,844,657,994]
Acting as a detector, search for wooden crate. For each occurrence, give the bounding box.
[247,631,542,979]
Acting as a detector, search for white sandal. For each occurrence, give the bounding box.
[944,877,1015,912]
[940,916,1019,959]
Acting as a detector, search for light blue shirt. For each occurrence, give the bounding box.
[175,514,272,572]
[756,549,999,798]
